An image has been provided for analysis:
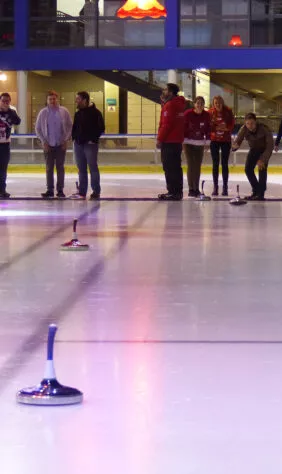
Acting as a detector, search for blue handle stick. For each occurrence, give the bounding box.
[47,324,57,361]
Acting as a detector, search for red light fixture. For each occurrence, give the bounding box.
[229,35,243,47]
[117,0,167,19]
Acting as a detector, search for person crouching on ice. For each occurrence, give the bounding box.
[232,113,273,201]
[157,83,185,201]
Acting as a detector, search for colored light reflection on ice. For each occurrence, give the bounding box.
[0,210,54,217]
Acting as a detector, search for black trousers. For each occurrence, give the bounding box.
[161,143,183,195]
[245,149,268,197]
[210,141,231,188]
[0,143,10,193]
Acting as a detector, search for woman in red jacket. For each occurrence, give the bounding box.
[183,96,211,197]
[209,96,235,196]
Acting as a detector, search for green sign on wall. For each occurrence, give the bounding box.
[106,98,117,106]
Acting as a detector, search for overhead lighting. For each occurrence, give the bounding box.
[229,35,243,47]
[0,72,7,82]
[117,0,167,19]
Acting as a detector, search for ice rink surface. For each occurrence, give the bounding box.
[1,173,282,474]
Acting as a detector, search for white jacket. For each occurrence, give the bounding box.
[35,106,73,145]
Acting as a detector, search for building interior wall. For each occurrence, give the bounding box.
[0,70,161,134]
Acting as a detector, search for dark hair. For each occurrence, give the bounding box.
[0,92,11,100]
[77,91,90,104]
[245,112,256,121]
[46,90,58,98]
[194,96,205,104]
[167,83,180,96]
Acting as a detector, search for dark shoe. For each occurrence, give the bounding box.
[252,195,265,201]
[244,193,257,201]
[56,191,66,198]
[222,187,228,197]
[188,190,196,197]
[41,191,54,199]
[212,186,219,197]
[194,190,201,197]
[158,192,183,201]
[0,191,10,199]
[173,193,183,201]
[89,192,100,200]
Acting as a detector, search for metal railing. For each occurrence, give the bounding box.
[8,134,282,167]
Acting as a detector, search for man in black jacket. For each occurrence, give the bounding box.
[71,91,105,200]
[0,93,21,198]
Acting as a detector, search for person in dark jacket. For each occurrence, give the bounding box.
[233,113,273,201]
[157,83,185,201]
[71,91,105,200]
[0,92,21,198]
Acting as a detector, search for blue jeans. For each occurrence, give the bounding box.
[74,142,100,196]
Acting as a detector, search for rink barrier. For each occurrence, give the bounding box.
[9,134,281,167]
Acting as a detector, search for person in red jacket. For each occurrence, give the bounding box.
[183,96,211,197]
[157,83,185,201]
[209,96,235,196]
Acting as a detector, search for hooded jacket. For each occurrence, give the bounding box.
[72,104,105,145]
[158,95,185,144]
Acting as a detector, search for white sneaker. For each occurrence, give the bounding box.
[69,193,86,200]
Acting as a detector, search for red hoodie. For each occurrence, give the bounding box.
[158,95,185,144]
[184,109,211,145]
[209,106,235,142]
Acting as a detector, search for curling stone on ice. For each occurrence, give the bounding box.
[60,218,89,251]
[229,185,247,206]
[16,324,83,406]
[196,180,211,202]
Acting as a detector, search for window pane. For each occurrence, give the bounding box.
[29,0,165,48]
[0,0,14,48]
[180,0,249,47]
[251,0,282,45]
[98,0,165,48]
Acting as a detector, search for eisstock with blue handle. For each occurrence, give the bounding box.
[43,324,57,380]
[16,324,83,406]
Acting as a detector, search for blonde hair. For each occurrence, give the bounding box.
[212,96,225,108]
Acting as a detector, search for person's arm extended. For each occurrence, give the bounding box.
[232,125,245,150]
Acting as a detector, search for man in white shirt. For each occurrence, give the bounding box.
[35,90,72,198]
